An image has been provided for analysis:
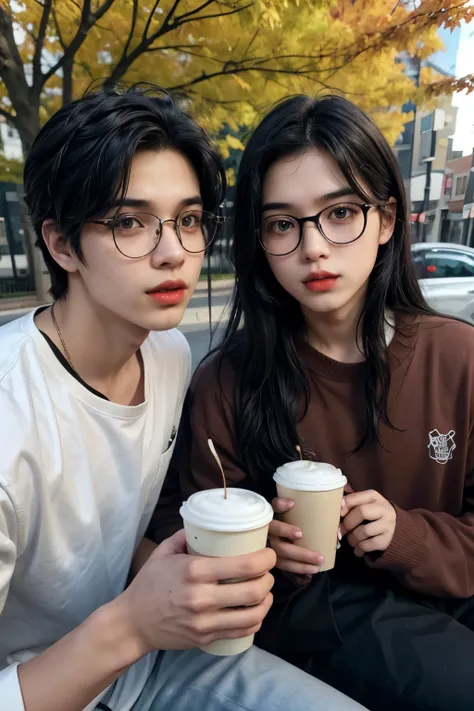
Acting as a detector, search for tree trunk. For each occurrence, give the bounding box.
[0,9,41,155]
[14,106,41,156]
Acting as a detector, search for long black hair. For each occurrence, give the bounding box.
[217,94,435,495]
[24,84,226,300]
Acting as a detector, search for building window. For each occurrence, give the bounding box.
[455,175,468,196]
[420,114,433,133]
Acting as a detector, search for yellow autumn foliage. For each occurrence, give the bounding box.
[0,0,472,157]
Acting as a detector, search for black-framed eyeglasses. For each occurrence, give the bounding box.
[260,202,377,256]
[92,210,225,259]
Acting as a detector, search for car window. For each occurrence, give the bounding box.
[412,254,426,279]
[423,252,474,279]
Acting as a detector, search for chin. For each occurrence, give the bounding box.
[146,305,187,332]
[297,291,345,313]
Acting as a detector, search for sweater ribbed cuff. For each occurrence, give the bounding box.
[366,505,426,574]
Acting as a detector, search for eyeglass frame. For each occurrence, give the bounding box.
[259,202,381,256]
[91,209,226,259]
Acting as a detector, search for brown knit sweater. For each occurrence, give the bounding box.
[148,314,474,599]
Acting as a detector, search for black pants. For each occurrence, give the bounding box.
[268,555,474,711]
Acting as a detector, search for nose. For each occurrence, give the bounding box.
[300,221,331,262]
[150,220,186,269]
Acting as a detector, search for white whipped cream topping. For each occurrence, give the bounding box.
[274,460,347,492]
[180,488,273,532]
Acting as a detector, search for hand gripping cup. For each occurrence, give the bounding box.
[180,487,273,656]
[273,460,347,572]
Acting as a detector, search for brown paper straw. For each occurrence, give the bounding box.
[296,445,303,461]
[208,438,227,499]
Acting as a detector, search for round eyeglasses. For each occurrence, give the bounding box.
[260,202,377,256]
[92,210,225,259]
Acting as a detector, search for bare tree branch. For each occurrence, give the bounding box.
[168,2,252,32]
[143,0,162,42]
[121,0,139,63]
[160,0,182,33]
[32,0,52,87]
[175,0,216,24]
[95,0,117,21]
[107,0,252,84]
[40,0,116,88]
[51,5,66,50]
[143,43,207,53]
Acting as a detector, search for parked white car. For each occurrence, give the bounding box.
[412,242,474,324]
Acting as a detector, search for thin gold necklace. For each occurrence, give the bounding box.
[51,302,74,371]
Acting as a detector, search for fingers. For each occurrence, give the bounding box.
[342,490,380,513]
[344,482,354,494]
[275,558,322,575]
[205,592,274,634]
[269,519,302,541]
[213,572,275,609]
[340,503,386,534]
[188,547,277,584]
[269,537,323,575]
[346,519,386,547]
[157,529,188,556]
[354,534,389,557]
[269,537,322,566]
[271,497,295,514]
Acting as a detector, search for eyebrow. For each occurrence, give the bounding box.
[109,195,204,211]
[262,187,359,212]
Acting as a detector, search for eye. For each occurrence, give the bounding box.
[266,217,297,234]
[180,212,203,229]
[114,215,144,230]
[327,205,359,221]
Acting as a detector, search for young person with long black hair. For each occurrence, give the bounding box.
[0,87,364,711]
[153,95,474,711]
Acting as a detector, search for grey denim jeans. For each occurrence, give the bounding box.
[98,646,366,711]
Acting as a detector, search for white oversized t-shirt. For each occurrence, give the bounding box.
[0,310,191,711]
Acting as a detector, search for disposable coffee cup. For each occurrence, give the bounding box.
[273,461,347,572]
[180,488,273,656]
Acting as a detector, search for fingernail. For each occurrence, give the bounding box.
[337,529,342,541]
[336,541,341,550]
[293,531,303,539]
[341,499,346,508]
[317,555,325,564]
[309,566,320,574]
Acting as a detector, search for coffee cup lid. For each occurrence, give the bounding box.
[180,488,274,532]
[273,460,347,492]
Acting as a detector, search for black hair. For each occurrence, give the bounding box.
[217,94,435,496]
[24,84,226,299]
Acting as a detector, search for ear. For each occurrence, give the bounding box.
[378,198,397,246]
[41,220,80,275]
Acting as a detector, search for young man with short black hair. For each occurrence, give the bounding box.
[0,86,364,711]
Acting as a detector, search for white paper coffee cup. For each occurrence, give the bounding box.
[273,461,347,572]
[180,488,273,656]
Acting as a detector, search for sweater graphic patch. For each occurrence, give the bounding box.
[427,429,456,464]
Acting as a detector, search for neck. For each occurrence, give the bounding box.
[302,292,366,364]
[35,287,149,403]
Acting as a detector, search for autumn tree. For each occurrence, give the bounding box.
[0,0,473,160]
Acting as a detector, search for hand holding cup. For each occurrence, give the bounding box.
[269,497,324,584]
[273,461,347,572]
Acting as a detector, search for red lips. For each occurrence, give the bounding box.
[303,271,339,293]
[147,280,188,306]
